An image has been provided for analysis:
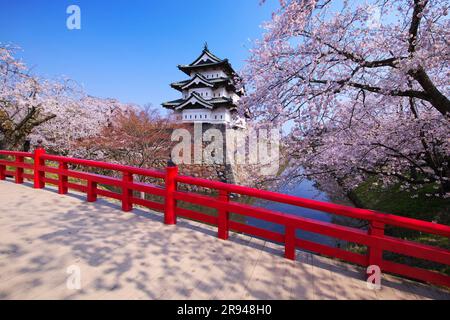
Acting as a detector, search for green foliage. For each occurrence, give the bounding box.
[352,178,449,225]
[350,178,450,275]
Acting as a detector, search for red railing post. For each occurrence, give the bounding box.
[87,180,98,202]
[164,162,178,225]
[285,224,296,260]
[15,155,24,184]
[0,163,5,180]
[122,171,133,212]
[33,148,46,189]
[58,162,68,194]
[367,220,385,269]
[217,190,230,240]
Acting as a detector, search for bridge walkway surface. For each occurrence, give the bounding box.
[0,180,449,299]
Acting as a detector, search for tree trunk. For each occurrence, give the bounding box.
[410,67,450,118]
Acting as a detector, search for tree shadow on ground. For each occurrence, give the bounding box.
[0,179,448,300]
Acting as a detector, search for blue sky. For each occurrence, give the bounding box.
[0,0,279,111]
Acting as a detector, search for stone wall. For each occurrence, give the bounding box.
[174,122,256,192]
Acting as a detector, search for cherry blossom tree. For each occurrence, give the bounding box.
[243,0,450,197]
[30,95,129,157]
[78,105,174,179]
[0,45,58,149]
[0,45,130,155]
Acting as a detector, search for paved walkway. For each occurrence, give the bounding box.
[0,180,448,300]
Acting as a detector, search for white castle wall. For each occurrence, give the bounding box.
[190,68,227,79]
[173,108,231,124]
[187,87,213,98]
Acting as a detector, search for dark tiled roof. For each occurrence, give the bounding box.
[188,46,223,66]
[162,92,236,110]
[178,59,237,77]
[161,98,185,107]
[170,75,233,91]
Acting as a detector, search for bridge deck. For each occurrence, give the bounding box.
[0,180,448,300]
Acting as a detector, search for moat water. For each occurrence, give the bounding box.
[243,177,357,248]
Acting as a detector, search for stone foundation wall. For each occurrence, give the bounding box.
[174,122,256,191]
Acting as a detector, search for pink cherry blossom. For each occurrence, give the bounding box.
[242,0,450,197]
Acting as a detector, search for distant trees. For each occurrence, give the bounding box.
[80,106,174,178]
[0,45,131,154]
[243,0,450,196]
[0,44,175,183]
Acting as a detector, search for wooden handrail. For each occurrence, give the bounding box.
[0,148,449,288]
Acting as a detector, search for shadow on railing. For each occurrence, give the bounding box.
[1,149,449,288]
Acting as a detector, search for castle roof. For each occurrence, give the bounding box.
[170,73,240,93]
[162,45,243,113]
[177,46,237,76]
[162,92,237,111]
[189,45,223,65]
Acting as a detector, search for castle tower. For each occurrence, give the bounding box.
[162,44,245,128]
[162,45,248,184]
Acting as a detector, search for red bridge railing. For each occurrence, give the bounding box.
[1,148,449,287]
